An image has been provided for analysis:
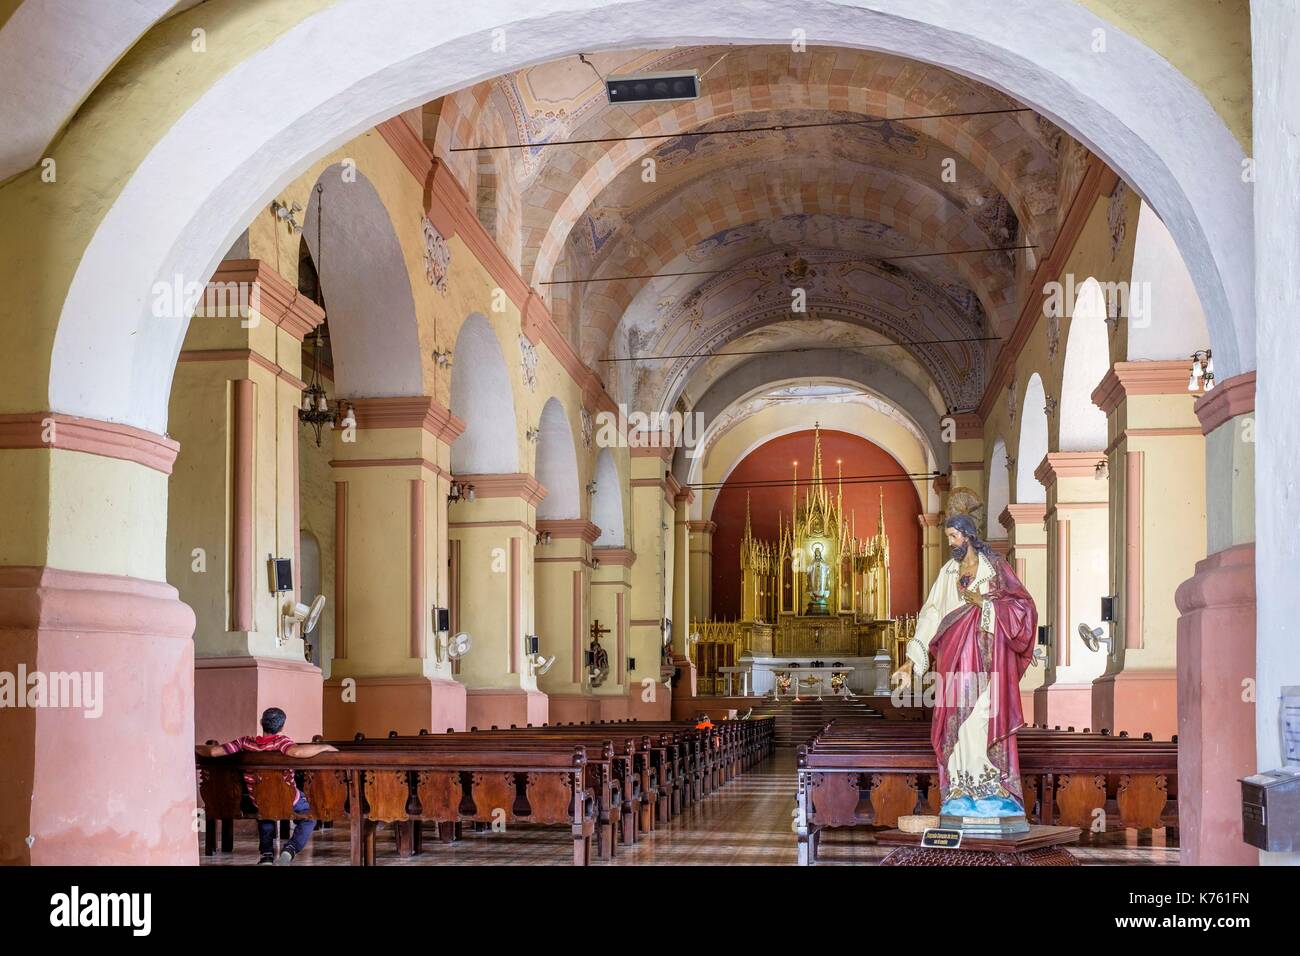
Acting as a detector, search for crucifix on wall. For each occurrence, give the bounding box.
[587,620,611,686]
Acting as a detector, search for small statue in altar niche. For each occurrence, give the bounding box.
[902,514,1038,834]
[804,543,831,615]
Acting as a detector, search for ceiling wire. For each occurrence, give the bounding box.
[601,335,1001,364]
[690,472,940,491]
[451,105,1033,152]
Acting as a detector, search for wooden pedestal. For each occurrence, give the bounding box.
[875,824,1082,866]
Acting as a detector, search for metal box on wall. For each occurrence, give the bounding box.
[1241,770,1300,852]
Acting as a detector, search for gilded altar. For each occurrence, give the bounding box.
[691,427,901,690]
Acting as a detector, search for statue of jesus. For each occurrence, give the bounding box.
[903,514,1038,833]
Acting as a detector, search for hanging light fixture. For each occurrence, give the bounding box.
[298,183,347,446]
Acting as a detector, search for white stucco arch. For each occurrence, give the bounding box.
[1017,373,1048,505]
[1058,277,1110,452]
[535,397,580,520]
[45,0,1252,434]
[450,313,520,474]
[590,448,625,546]
[1128,200,1212,360]
[301,165,423,399]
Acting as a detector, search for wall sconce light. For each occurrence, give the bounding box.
[448,480,476,504]
[1094,458,1109,480]
[272,198,303,233]
[1043,394,1058,418]
[536,530,552,546]
[591,556,601,570]
[1188,349,1215,393]
[586,480,598,496]
[432,348,453,368]
[526,426,540,444]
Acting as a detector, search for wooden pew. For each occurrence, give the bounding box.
[794,718,1177,864]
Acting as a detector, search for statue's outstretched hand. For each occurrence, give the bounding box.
[905,637,928,675]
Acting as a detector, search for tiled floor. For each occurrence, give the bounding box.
[199,750,1179,866]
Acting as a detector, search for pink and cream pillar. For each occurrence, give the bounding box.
[917,513,944,593]
[687,520,715,622]
[590,546,635,721]
[323,397,467,737]
[1033,452,1110,730]
[0,417,197,864]
[535,518,602,724]
[170,260,325,745]
[1000,504,1048,720]
[1090,362,1204,740]
[448,474,548,729]
[1174,372,1256,865]
[626,441,675,719]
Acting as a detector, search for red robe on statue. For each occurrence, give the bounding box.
[927,550,1038,808]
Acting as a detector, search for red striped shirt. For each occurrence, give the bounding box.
[222,733,301,806]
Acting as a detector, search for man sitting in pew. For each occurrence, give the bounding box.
[195,707,338,865]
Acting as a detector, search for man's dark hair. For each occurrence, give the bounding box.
[260,707,287,734]
[944,513,997,561]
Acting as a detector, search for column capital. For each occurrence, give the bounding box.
[350,396,465,444]
[687,520,717,535]
[0,412,179,475]
[952,411,983,439]
[209,259,324,341]
[592,546,637,567]
[1091,360,1192,416]
[917,512,943,527]
[1193,370,1255,436]
[999,503,1047,533]
[454,472,547,506]
[537,518,602,543]
[1034,450,1104,487]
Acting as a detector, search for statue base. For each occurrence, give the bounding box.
[940,813,1031,836]
[802,603,831,616]
[875,825,1080,866]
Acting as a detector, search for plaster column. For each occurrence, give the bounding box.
[1001,504,1048,720]
[0,425,195,864]
[1033,452,1110,731]
[591,546,635,721]
[1251,0,1298,867]
[1175,371,1256,865]
[535,518,601,724]
[917,513,943,594]
[323,396,467,737]
[448,473,548,729]
[1090,361,1205,739]
[688,520,716,621]
[670,487,699,700]
[170,260,325,745]
[627,442,674,719]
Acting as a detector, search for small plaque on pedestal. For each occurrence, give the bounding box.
[876,824,1081,866]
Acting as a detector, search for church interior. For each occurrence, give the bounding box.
[0,0,1295,878]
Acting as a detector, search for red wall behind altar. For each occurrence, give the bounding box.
[709,429,922,620]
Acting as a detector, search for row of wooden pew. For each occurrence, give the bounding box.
[197,717,775,865]
[795,718,1177,864]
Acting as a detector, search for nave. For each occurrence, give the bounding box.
[198,748,1176,867]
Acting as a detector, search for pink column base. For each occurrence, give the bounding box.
[1091,669,1178,740]
[628,690,672,721]
[546,693,603,725]
[194,656,322,744]
[0,567,197,865]
[597,694,630,721]
[465,688,549,730]
[322,676,467,738]
[1176,543,1257,865]
[671,656,698,698]
[1020,691,1036,725]
[1032,682,1095,731]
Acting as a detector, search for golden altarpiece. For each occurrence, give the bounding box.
[691,427,910,691]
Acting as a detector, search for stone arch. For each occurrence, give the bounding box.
[535,397,580,520]
[1017,373,1049,505]
[42,0,1253,434]
[1059,277,1110,452]
[450,313,520,474]
[590,448,625,546]
[300,165,422,399]
[986,437,1010,539]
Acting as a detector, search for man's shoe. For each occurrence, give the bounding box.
[257,854,275,865]
[276,848,296,866]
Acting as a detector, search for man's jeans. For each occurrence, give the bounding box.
[258,795,316,857]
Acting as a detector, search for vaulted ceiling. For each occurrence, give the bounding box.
[435,44,1091,415]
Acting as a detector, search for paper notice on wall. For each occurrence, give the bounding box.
[1282,686,1300,771]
